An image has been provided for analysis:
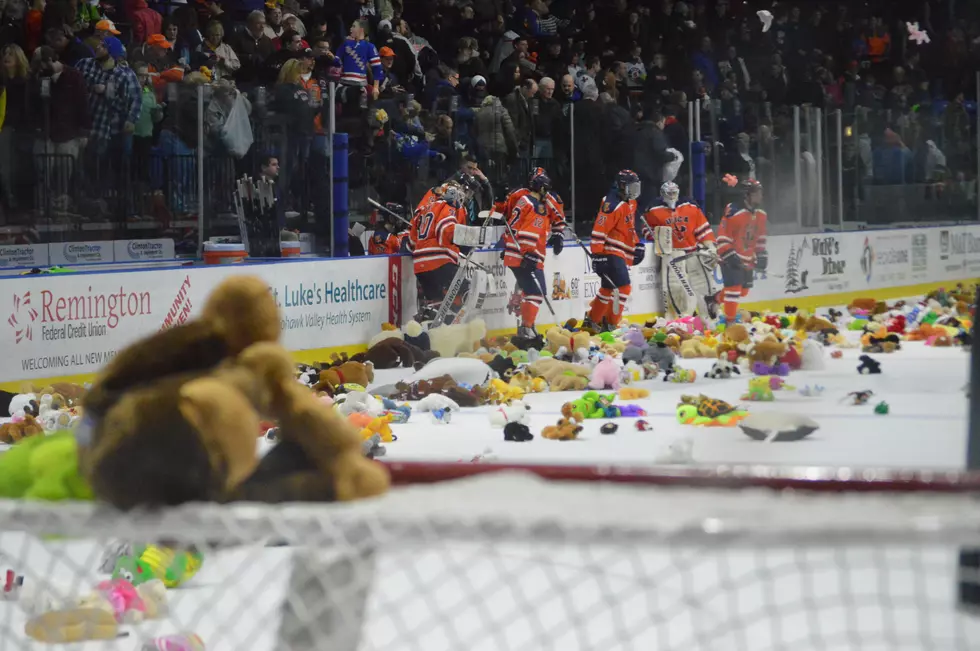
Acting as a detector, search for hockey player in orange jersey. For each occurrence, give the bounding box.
[716,179,768,324]
[408,185,469,323]
[582,170,645,333]
[368,204,407,255]
[641,181,719,318]
[501,169,566,345]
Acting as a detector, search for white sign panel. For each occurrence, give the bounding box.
[114,239,176,262]
[0,244,49,268]
[49,241,114,265]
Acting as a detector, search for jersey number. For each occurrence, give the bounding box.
[417,212,435,239]
[533,217,545,228]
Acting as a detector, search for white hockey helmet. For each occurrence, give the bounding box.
[661,181,680,209]
[441,184,465,209]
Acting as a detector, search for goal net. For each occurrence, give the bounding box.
[1,462,980,651]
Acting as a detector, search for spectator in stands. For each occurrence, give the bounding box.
[30,46,90,206]
[202,21,240,80]
[633,109,672,210]
[126,0,162,46]
[267,28,306,79]
[570,77,604,226]
[455,37,486,84]
[533,77,560,160]
[375,19,419,93]
[275,58,320,208]
[0,44,30,212]
[558,73,581,103]
[94,20,125,56]
[234,10,274,86]
[45,26,92,67]
[473,92,516,180]
[339,19,382,110]
[76,38,140,157]
[600,91,632,174]
[263,5,285,46]
[131,61,161,183]
[377,46,404,98]
[170,6,203,65]
[503,78,536,165]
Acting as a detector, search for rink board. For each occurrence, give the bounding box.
[1,224,979,389]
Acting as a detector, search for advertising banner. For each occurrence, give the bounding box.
[3,225,977,383]
[0,244,49,268]
[48,241,115,265]
[113,239,176,262]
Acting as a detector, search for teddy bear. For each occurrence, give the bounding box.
[427,319,488,358]
[527,357,591,391]
[78,274,390,509]
[314,360,375,394]
[745,338,788,367]
[848,298,878,314]
[679,336,717,359]
[0,414,44,443]
[542,404,584,440]
[544,326,592,358]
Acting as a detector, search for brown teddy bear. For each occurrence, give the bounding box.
[542,404,583,440]
[80,275,390,509]
[848,298,877,313]
[0,414,43,443]
[352,337,436,370]
[544,326,592,356]
[746,338,788,366]
[314,360,375,394]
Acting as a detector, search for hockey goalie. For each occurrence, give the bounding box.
[641,182,719,320]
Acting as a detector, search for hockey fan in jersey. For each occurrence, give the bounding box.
[408,185,469,323]
[583,170,645,333]
[499,168,566,345]
[716,179,768,324]
[641,182,719,318]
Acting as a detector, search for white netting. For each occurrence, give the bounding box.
[1,471,980,651]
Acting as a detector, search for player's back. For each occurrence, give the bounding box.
[411,201,460,272]
[591,193,638,261]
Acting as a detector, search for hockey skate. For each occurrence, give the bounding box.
[511,325,544,351]
[580,317,601,335]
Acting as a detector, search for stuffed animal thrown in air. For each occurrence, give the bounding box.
[79,275,390,509]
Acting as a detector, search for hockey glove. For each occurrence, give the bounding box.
[756,251,769,272]
[591,254,609,274]
[549,233,564,255]
[632,244,646,266]
[519,255,538,271]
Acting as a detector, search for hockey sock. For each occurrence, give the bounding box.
[588,289,614,324]
[520,296,542,328]
[723,285,742,321]
[607,285,632,327]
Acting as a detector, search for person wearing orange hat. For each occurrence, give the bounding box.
[378,45,403,97]
[128,34,183,92]
[94,20,126,67]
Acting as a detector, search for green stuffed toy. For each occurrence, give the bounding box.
[112,544,204,588]
[0,431,94,500]
[569,391,617,419]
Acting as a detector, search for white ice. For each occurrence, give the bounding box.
[1,327,976,650]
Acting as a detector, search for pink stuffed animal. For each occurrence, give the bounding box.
[588,356,621,390]
[93,579,146,623]
[666,315,705,335]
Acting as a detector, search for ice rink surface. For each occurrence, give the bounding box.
[1,331,977,650]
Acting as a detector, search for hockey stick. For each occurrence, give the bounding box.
[367,198,413,227]
[566,231,620,314]
[498,212,556,317]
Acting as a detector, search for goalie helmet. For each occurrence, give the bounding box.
[441,184,465,209]
[615,169,641,201]
[528,167,552,194]
[660,181,680,209]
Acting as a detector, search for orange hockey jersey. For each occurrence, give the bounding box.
[641,200,715,252]
[590,193,639,264]
[368,231,400,255]
[717,203,768,267]
[500,189,566,269]
[409,200,461,273]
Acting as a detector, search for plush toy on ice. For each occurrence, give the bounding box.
[78,274,390,508]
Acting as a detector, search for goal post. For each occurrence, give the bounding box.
[1,463,980,651]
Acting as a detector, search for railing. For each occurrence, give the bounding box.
[2,76,978,254]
